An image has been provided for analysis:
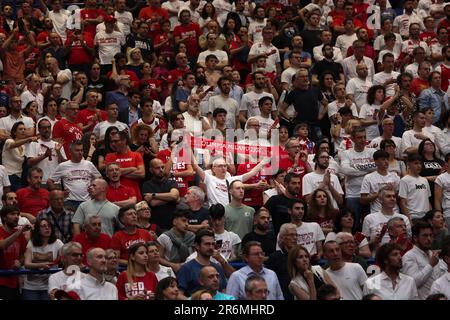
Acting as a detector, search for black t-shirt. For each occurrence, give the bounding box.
[311,59,344,81]
[187,207,212,226]
[266,250,294,300]
[142,178,179,230]
[421,158,444,200]
[126,35,155,62]
[285,87,324,126]
[264,195,295,236]
[241,231,276,256]
[299,29,321,56]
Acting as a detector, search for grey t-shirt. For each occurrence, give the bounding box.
[72,199,120,236]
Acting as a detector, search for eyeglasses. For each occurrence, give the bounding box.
[71,253,83,257]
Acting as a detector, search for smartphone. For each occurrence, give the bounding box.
[143,141,150,148]
[215,239,223,250]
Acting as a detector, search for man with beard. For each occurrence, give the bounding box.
[0,206,31,300]
[302,150,344,209]
[363,243,418,300]
[265,173,302,236]
[173,9,201,60]
[239,71,277,126]
[208,76,239,129]
[125,21,156,63]
[402,221,444,299]
[142,159,180,231]
[242,208,276,257]
[176,229,229,296]
[26,118,66,184]
[74,247,118,300]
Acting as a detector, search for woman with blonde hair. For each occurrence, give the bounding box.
[126,48,145,78]
[116,242,158,300]
[287,245,334,300]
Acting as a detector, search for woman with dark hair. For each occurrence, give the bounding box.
[155,276,184,300]
[81,132,97,161]
[380,138,406,177]
[318,71,336,103]
[2,121,38,190]
[306,188,338,235]
[287,244,334,300]
[56,98,68,119]
[96,126,119,173]
[222,17,239,43]
[130,124,158,180]
[199,2,217,32]
[359,85,386,141]
[418,138,444,204]
[116,242,158,300]
[24,101,38,122]
[325,208,371,258]
[423,210,449,250]
[23,218,64,300]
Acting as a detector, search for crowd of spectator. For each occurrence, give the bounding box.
[0,0,450,301]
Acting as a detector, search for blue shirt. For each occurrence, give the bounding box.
[418,88,449,124]
[177,259,227,297]
[213,292,236,300]
[225,265,284,300]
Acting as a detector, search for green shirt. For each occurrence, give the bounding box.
[224,204,255,240]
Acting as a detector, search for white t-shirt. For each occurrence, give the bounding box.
[24,239,64,290]
[25,139,67,182]
[374,33,402,56]
[393,13,425,37]
[204,172,243,206]
[94,30,125,65]
[239,91,276,118]
[248,19,267,43]
[326,263,367,300]
[57,69,73,100]
[281,67,299,90]
[335,33,358,57]
[155,265,175,281]
[398,175,431,219]
[345,77,373,110]
[197,49,229,65]
[434,172,450,217]
[296,222,325,255]
[327,100,358,118]
[401,129,434,155]
[92,120,128,141]
[372,71,400,97]
[362,211,411,245]
[302,171,344,209]
[359,104,381,141]
[360,171,401,213]
[48,269,86,294]
[248,41,280,73]
[0,165,11,209]
[208,95,239,129]
[50,160,102,201]
[114,11,133,36]
[214,229,241,260]
[369,136,402,159]
[340,148,377,198]
[49,9,70,42]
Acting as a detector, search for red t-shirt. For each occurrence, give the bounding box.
[167,67,190,84]
[52,119,83,159]
[410,78,429,97]
[0,226,27,288]
[105,151,145,201]
[106,184,136,203]
[347,43,376,60]
[65,33,95,65]
[80,8,105,37]
[73,232,112,265]
[229,35,252,71]
[173,23,201,57]
[116,271,158,300]
[75,109,107,132]
[279,156,308,196]
[111,229,154,261]
[237,162,272,207]
[157,148,193,197]
[16,187,50,217]
[419,31,437,46]
[140,79,161,101]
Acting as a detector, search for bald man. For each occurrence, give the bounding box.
[142,159,180,230]
[72,178,120,237]
[74,248,118,300]
[199,266,235,300]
